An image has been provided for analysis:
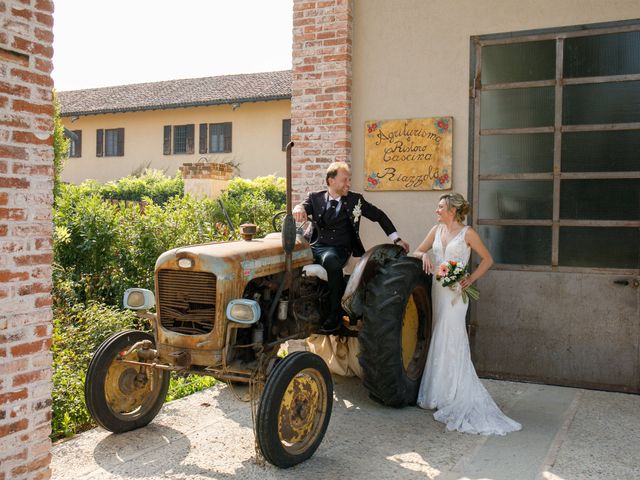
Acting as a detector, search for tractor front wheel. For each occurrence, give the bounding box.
[84,330,169,433]
[256,351,333,468]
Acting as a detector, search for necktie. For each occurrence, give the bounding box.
[323,199,339,224]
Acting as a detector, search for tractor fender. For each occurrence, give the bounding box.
[341,243,404,319]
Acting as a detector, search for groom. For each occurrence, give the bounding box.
[293,161,409,333]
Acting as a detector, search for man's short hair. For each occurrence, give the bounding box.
[326,161,350,185]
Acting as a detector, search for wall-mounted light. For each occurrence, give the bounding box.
[231,102,241,110]
[70,115,80,122]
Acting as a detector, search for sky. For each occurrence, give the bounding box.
[52,0,293,91]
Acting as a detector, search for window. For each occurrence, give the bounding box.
[68,130,82,158]
[198,122,232,153]
[96,128,124,157]
[163,124,194,155]
[471,24,640,271]
[282,119,291,150]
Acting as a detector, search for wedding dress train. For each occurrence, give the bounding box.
[416,225,521,435]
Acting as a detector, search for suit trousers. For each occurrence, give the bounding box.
[312,243,350,325]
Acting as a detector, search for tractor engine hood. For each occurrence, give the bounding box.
[155,233,314,281]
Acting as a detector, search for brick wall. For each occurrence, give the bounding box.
[0,0,55,479]
[291,0,352,205]
[179,162,234,199]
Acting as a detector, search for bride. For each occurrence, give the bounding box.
[413,192,521,435]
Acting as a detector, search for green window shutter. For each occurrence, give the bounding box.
[199,123,208,154]
[96,129,103,157]
[186,124,194,154]
[117,128,125,156]
[282,119,291,150]
[74,130,82,157]
[163,125,171,155]
[223,122,232,153]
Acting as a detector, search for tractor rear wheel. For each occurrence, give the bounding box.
[256,351,333,468]
[359,257,432,407]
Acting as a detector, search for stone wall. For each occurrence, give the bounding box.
[0,0,55,478]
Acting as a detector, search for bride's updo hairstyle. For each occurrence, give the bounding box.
[440,192,470,223]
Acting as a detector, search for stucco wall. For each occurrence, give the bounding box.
[351,0,640,250]
[60,99,291,184]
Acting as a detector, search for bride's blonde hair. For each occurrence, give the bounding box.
[440,192,470,223]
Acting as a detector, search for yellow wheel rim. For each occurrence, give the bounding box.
[104,349,157,418]
[277,368,328,454]
[401,295,419,370]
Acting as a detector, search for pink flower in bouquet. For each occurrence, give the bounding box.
[437,263,449,278]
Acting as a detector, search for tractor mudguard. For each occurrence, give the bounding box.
[341,243,404,319]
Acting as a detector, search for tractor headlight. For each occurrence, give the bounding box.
[226,299,261,325]
[123,288,155,310]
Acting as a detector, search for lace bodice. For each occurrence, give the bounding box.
[432,224,471,266]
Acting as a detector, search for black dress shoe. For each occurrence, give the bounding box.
[318,321,341,334]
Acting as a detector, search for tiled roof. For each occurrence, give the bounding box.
[58,70,292,117]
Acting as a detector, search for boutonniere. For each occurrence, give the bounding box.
[352,199,362,224]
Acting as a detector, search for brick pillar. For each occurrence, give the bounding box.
[0,1,55,479]
[179,162,234,199]
[291,0,352,205]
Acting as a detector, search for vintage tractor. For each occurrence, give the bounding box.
[84,144,432,468]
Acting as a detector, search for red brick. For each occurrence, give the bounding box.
[9,339,51,357]
[0,347,6,358]
[0,114,30,128]
[0,81,31,97]
[10,453,51,476]
[10,7,32,20]
[10,67,54,88]
[0,389,28,405]
[35,0,54,13]
[14,253,52,266]
[12,99,53,116]
[0,270,29,282]
[0,192,8,205]
[34,27,53,43]
[12,369,48,387]
[34,296,52,308]
[0,95,7,108]
[0,208,26,221]
[0,144,28,160]
[0,448,28,464]
[12,163,53,175]
[18,282,51,296]
[33,324,49,337]
[12,130,52,145]
[34,11,53,27]
[34,57,53,74]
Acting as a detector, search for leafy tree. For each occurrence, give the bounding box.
[52,91,69,201]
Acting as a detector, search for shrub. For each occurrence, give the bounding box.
[51,302,146,440]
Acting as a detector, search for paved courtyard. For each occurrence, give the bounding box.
[51,375,640,480]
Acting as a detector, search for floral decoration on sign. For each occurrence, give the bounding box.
[367,172,380,189]
[435,117,449,134]
[433,168,450,189]
[366,121,381,137]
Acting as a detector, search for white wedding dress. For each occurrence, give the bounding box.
[416,225,522,435]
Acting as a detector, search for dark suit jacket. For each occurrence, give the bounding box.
[301,190,397,257]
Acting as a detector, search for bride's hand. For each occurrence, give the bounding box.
[421,252,433,274]
[460,276,473,289]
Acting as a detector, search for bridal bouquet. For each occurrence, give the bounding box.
[436,260,480,303]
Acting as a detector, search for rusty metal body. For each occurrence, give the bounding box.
[141,233,314,380]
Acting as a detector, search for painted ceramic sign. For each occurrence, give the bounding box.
[364,117,453,191]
